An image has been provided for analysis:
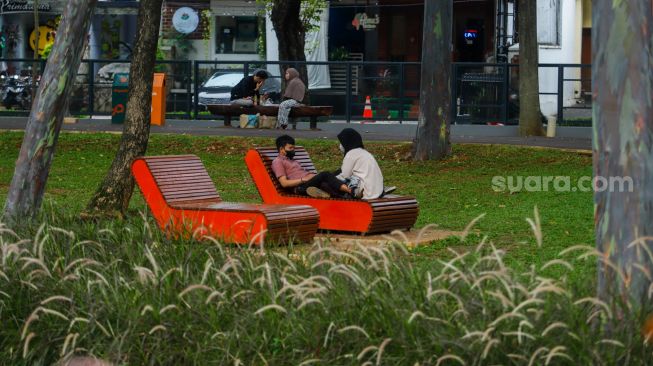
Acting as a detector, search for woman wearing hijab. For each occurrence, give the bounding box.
[277,68,306,129]
[336,128,385,200]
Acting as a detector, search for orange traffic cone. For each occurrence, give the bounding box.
[363,96,373,119]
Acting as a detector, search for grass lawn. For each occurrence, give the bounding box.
[5,131,647,365]
[0,131,594,268]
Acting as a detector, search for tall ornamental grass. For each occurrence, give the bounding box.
[0,212,650,365]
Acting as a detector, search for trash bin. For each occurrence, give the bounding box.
[111,73,129,124]
[151,73,166,126]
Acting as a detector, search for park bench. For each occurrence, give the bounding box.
[131,155,319,245]
[207,104,333,130]
[244,147,419,235]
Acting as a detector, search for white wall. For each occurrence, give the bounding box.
[537,0,583,117]
[507,0,584,117]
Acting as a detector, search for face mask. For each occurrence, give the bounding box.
[339,144,345,153]
[285,149,295,159]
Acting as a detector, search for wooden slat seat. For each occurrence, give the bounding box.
[132,155,319,244]
[207,104,333,129]
[244,147,419,235]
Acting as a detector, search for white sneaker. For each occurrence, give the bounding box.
[383,186,397,195]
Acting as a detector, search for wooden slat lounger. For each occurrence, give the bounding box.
[245,147,419,235]
[132,155,319,244]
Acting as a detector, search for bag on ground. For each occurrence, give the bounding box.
[240,114,259,128]
[259,115,277,129]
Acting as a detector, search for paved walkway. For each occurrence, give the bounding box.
[0,116,592,150]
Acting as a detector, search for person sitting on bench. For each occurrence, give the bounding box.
[271,135,352,198]
[336,128,392,199]
[230,70,269,106]
[277,68,305,129]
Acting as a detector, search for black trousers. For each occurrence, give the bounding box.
[296,171,344,196]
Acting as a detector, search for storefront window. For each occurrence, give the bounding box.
[214,16,259,54]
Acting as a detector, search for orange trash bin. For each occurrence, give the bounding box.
[151,73,166,126]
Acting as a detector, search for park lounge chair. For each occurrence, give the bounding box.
[132,155,319,245]
[245,147,419,235]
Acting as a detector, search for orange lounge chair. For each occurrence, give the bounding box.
[132,155,319,245]
[245,147,419,235]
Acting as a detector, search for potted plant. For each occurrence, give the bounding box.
[376,68,397,97]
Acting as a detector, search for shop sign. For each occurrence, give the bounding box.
[0,0,52,13]
[172,7,200,34]
[352,13,380,31]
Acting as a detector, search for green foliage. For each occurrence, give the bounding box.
[200,10,213,60]
[257,0,327,33]
[99,16,121,59]
[329,46,349,61]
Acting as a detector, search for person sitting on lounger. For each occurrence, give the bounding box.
[271,135,352,198]
[336,128,392,200]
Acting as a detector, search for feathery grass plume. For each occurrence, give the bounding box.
[67,317,90,332]
[140,305,154,316]
[540,258,574,272]
[134,266,156,285]
[375,338,392,365]
[22,332,36,358]
[525,206,542,247]
[20,257,52,277]
[337,325,371,339]
[541,321,568,337]
[435,354,466,366]
[574,297,613,320]
[323,322,336,348]
[297,298,323,311]
[460,213,486,241]
[481,338,499,359]
[501,330,536,343]
[543,346,572,365]
[64,258,102,274]
[626,236,653,263]
[40,296,73,305]
[178,284,213,298]
[527,346,550,366]
[60,332,79,357]
[596,339,625,348]
[356,344,379,362]
[328,265,365,287]
[148,325,167,335]
[254,304,287,315]
[299,359,322,366]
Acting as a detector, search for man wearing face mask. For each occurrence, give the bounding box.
[271,135,352,198]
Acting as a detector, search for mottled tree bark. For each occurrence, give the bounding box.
[85,0,164,216]
[413,0,452,161]
[517,0,544,136]
[594,2,653,310]
[270,0,310,101]
[3,0,96,222]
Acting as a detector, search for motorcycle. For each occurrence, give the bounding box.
[1,74,33,110]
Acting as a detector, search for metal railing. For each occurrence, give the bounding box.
[0,58,591,126]
[452,62,592,125]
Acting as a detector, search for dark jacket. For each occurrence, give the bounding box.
[230,76,259,101]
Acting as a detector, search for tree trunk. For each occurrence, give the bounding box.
[3,0,96,222]
[594,1,653,310]
[517,0,544,136]
[412,0,452,161]
[85,0,164,217]
[270,0,310,101]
